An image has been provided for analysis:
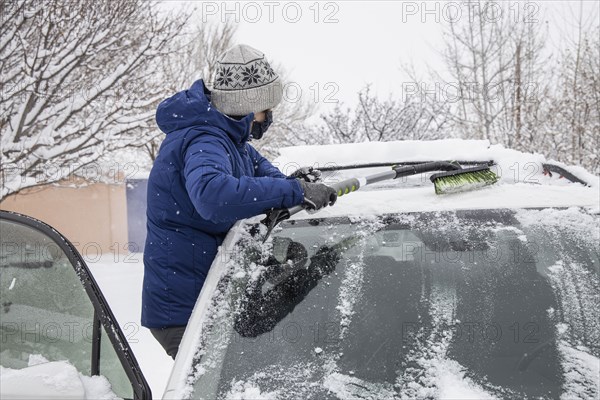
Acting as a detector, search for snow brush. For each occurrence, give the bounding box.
[430,164,498,195]
[261,161,498,241]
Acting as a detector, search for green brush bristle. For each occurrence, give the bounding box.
[433,169,498,194]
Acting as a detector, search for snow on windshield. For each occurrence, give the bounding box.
[176,207,598,399]
[559,342,600,400]
[336,215,384,340]
[516,207,599,400]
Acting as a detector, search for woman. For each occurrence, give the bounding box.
[141,44,337,359]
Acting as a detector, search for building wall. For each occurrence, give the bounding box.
[0,181,128,258]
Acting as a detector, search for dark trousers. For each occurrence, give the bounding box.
[150,325,187,360]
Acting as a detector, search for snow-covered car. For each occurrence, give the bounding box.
[1,140,598,399]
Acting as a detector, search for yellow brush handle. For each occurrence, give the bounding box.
[331,178,361,197]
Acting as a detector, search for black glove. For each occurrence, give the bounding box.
[298,180,337,210]
[289,166,322,183]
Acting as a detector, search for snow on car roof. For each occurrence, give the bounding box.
[276,139,495,167]
[273,139,599,218]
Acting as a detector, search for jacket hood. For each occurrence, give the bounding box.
[155,79,254,145]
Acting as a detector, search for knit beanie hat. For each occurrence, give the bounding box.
[211,44,283,116]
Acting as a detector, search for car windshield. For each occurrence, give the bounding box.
[187,208,599,399]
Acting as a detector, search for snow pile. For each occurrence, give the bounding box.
[225,380,279,400]
[517,207,600,245]
[79,375,121,400]
[335,258,365,339]
[435,359,498,400]
[0,355,119,400]
[393,328,498,399]
[276,139,494,169]
[28,354,50,366]
[0,362,84,398]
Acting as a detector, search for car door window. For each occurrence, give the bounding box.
[0,214,146,399]
[0,218,95,374]
[99,323,134,397]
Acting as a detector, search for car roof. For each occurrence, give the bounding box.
[273,139,599,219]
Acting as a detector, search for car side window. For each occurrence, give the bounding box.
[99,324,134,397]
[1,212,151,399]
[0,218,96,374]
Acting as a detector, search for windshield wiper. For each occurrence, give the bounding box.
[234,236,358,337]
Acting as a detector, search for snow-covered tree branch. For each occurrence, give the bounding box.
[435,0,598,173]
[317,85,451,144]
[136,20,316,162]
[138,20,237,162]
[439,0,550,148]
[0,0,188,198]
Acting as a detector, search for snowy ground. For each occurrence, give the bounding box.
[88,256,172,398]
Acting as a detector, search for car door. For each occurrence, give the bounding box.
[0,210,151,399]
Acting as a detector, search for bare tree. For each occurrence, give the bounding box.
[163,20,237,93]
[546,6,599,173]
[0,0,188,199]
[438,0,550,150]
[431,0,600,173]
[141,20,237,161]
[317,85,451,144]
[138,21,316,162]
[249,63,317,159]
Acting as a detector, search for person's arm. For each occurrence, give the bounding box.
[247,144,287,178]
[184,136,304,224]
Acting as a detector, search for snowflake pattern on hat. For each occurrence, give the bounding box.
[211,44,283,115]
[214,59,277,90]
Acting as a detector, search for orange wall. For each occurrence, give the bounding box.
[0,182,129,258]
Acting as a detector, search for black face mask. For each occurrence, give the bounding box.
[250,110,273,140]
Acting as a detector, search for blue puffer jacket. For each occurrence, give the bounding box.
[141,80,304,328]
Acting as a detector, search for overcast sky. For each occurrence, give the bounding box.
[162,1,599,116]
